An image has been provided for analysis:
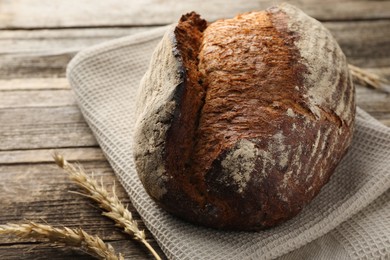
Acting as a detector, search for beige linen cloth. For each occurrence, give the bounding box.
[67,26,390,260]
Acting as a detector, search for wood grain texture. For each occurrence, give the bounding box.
[0,0,389,29]
[0,83,388,155]
[1,20,389,79]
[0,241,163,260]
[357,85,390,113]
[0,147,105,164]
[0,90,76,108]
[0,106,97,150]
[0,78,69,91]
[0,28,149,54]
[0,0,389,258]
[0,27,155,79]
[0,162,165,259]
[327,20,390,67]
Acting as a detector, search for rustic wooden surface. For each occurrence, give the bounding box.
[0,0,389,259]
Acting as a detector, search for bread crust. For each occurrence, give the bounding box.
[133,26,183,200]
[133,4,355,230]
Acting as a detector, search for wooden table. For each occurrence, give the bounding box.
[0,1,389,259]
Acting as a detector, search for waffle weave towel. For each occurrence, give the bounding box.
[67,26,390,260]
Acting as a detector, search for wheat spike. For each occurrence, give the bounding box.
[0,222,123,260]
[349,64,389,90]
[53,153,161,260]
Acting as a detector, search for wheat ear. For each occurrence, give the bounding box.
[0,222,123,260]
[53,153,162,260]
[349,64,389,89]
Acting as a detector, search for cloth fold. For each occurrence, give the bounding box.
[67,26,390,260]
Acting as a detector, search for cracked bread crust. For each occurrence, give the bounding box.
[133,4,355,230]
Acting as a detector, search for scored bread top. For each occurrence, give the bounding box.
[133,3,355,230]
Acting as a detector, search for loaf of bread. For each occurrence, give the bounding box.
[133,3,355,230]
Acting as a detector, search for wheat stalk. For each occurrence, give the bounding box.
[53,153,162,260]
[0,222,123,260]
[349,64,389,89]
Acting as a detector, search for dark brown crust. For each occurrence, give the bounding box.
[147,9,355,230]
[165,12,207,174]
[197,10,354,229]
[162,13,209,219]
[193,10,309,190]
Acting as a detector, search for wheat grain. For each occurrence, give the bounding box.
[53,153,162,260]
[0,222,123,260]
[349,64,389,89]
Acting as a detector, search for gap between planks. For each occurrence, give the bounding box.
[0,78,70,91]
[0,20,389,79]
[0,147,105,164]
[1,0,389,30]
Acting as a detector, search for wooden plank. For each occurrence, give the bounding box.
[0,123,97,151]
[356,85,390,113]
[0,27,155,79]
[0,28,152,55]
[0,90,75,108]
[0,52,73,79]
[0,78,69,91]
[0,244,96,260]
[0,76,388,152]
[325,20,390,68]
[0,162,145,232]
[0,106,98,150]
[0,161,164,259]
[0,240,164,260]
[0,20,389,79]
[0,0,389,30]
[369,112,390,127]
[0,105,82,125]
[0,147,106,164]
